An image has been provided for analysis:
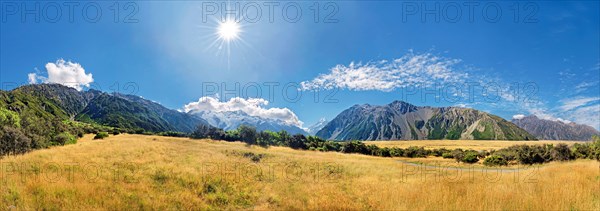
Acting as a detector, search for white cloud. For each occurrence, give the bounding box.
[512,114,526,120]
[524,97,600,129]
[525,108,571,123]
[559,97,600,111]
[574,81,599,93]
[183,96,303,127]
[27,59,94,91]
[565,104,599,129]
[27,73,38,84]
[300,52,466,91]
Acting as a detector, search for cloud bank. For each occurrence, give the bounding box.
[182,96,303,127]
[28,59,94,91]
[300,52,466,91]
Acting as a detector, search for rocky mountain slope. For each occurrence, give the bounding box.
[512,115,599,141]
[316,101,535,141]
[5,84,207,133]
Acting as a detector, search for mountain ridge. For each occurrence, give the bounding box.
[316,100,536,141]
[512,115,600,141]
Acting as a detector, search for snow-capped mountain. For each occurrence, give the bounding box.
[306,118,329,135]
[190,110,308,135]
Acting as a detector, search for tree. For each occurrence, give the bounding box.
[190,124,226,140]
[289,134,307,149]
[0,126,32,156]
[0,108,21,128]
[237,125,257,145]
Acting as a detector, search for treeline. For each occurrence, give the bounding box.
[189,124,600,166]
[0,107,80,157]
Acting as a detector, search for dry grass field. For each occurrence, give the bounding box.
[367,140,585,151]
[1,134,599,210]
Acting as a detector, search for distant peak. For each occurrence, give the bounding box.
[389,100,409,105]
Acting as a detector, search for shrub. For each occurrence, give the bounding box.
[483,155,508,166]
[442,152,454,159]
[112,129,121,136]
[93,132,109,140]
[341,141,369,154]
[571,143,591,159]
[404,146,429,158]
[53,132,77,145]
[452,149,464,162]
[431,148,451,157]
[551,144,574,161]
[515,145,550,165]
[591,136,600,161]
[462,151,480,164]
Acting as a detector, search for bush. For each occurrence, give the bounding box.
[515,145,550,165]
[93,132,109,140]
[341,141,369,154]
[462,151,480,164]
[112,129,121,136]
[53,132,77,145]
[160,131,187,137]
[483,155,508,166]
[571,143,591,159]
[591,136,600,161]
[550,144,574,161]
[442,152,454,159]
[452,149,464,162]
[404,146,429,158]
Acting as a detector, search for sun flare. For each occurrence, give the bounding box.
[217,20,241,42]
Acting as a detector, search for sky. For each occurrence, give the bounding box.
[1,1,599,129]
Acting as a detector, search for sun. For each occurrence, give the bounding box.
[217,19,241,42]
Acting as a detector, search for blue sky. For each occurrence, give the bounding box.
[1,1,599,129]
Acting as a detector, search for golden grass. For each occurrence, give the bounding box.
[1,134,598,210]
[366,140,585,150]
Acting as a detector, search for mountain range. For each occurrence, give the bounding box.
[1,84,308,134]
[512,115,600,141]
[5,84,207,133]
[315,101,536,141]
[190,110,308,135]
[2,84,598,141]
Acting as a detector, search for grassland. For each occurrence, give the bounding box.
[1,134,599,210]
[366,140,585,151]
